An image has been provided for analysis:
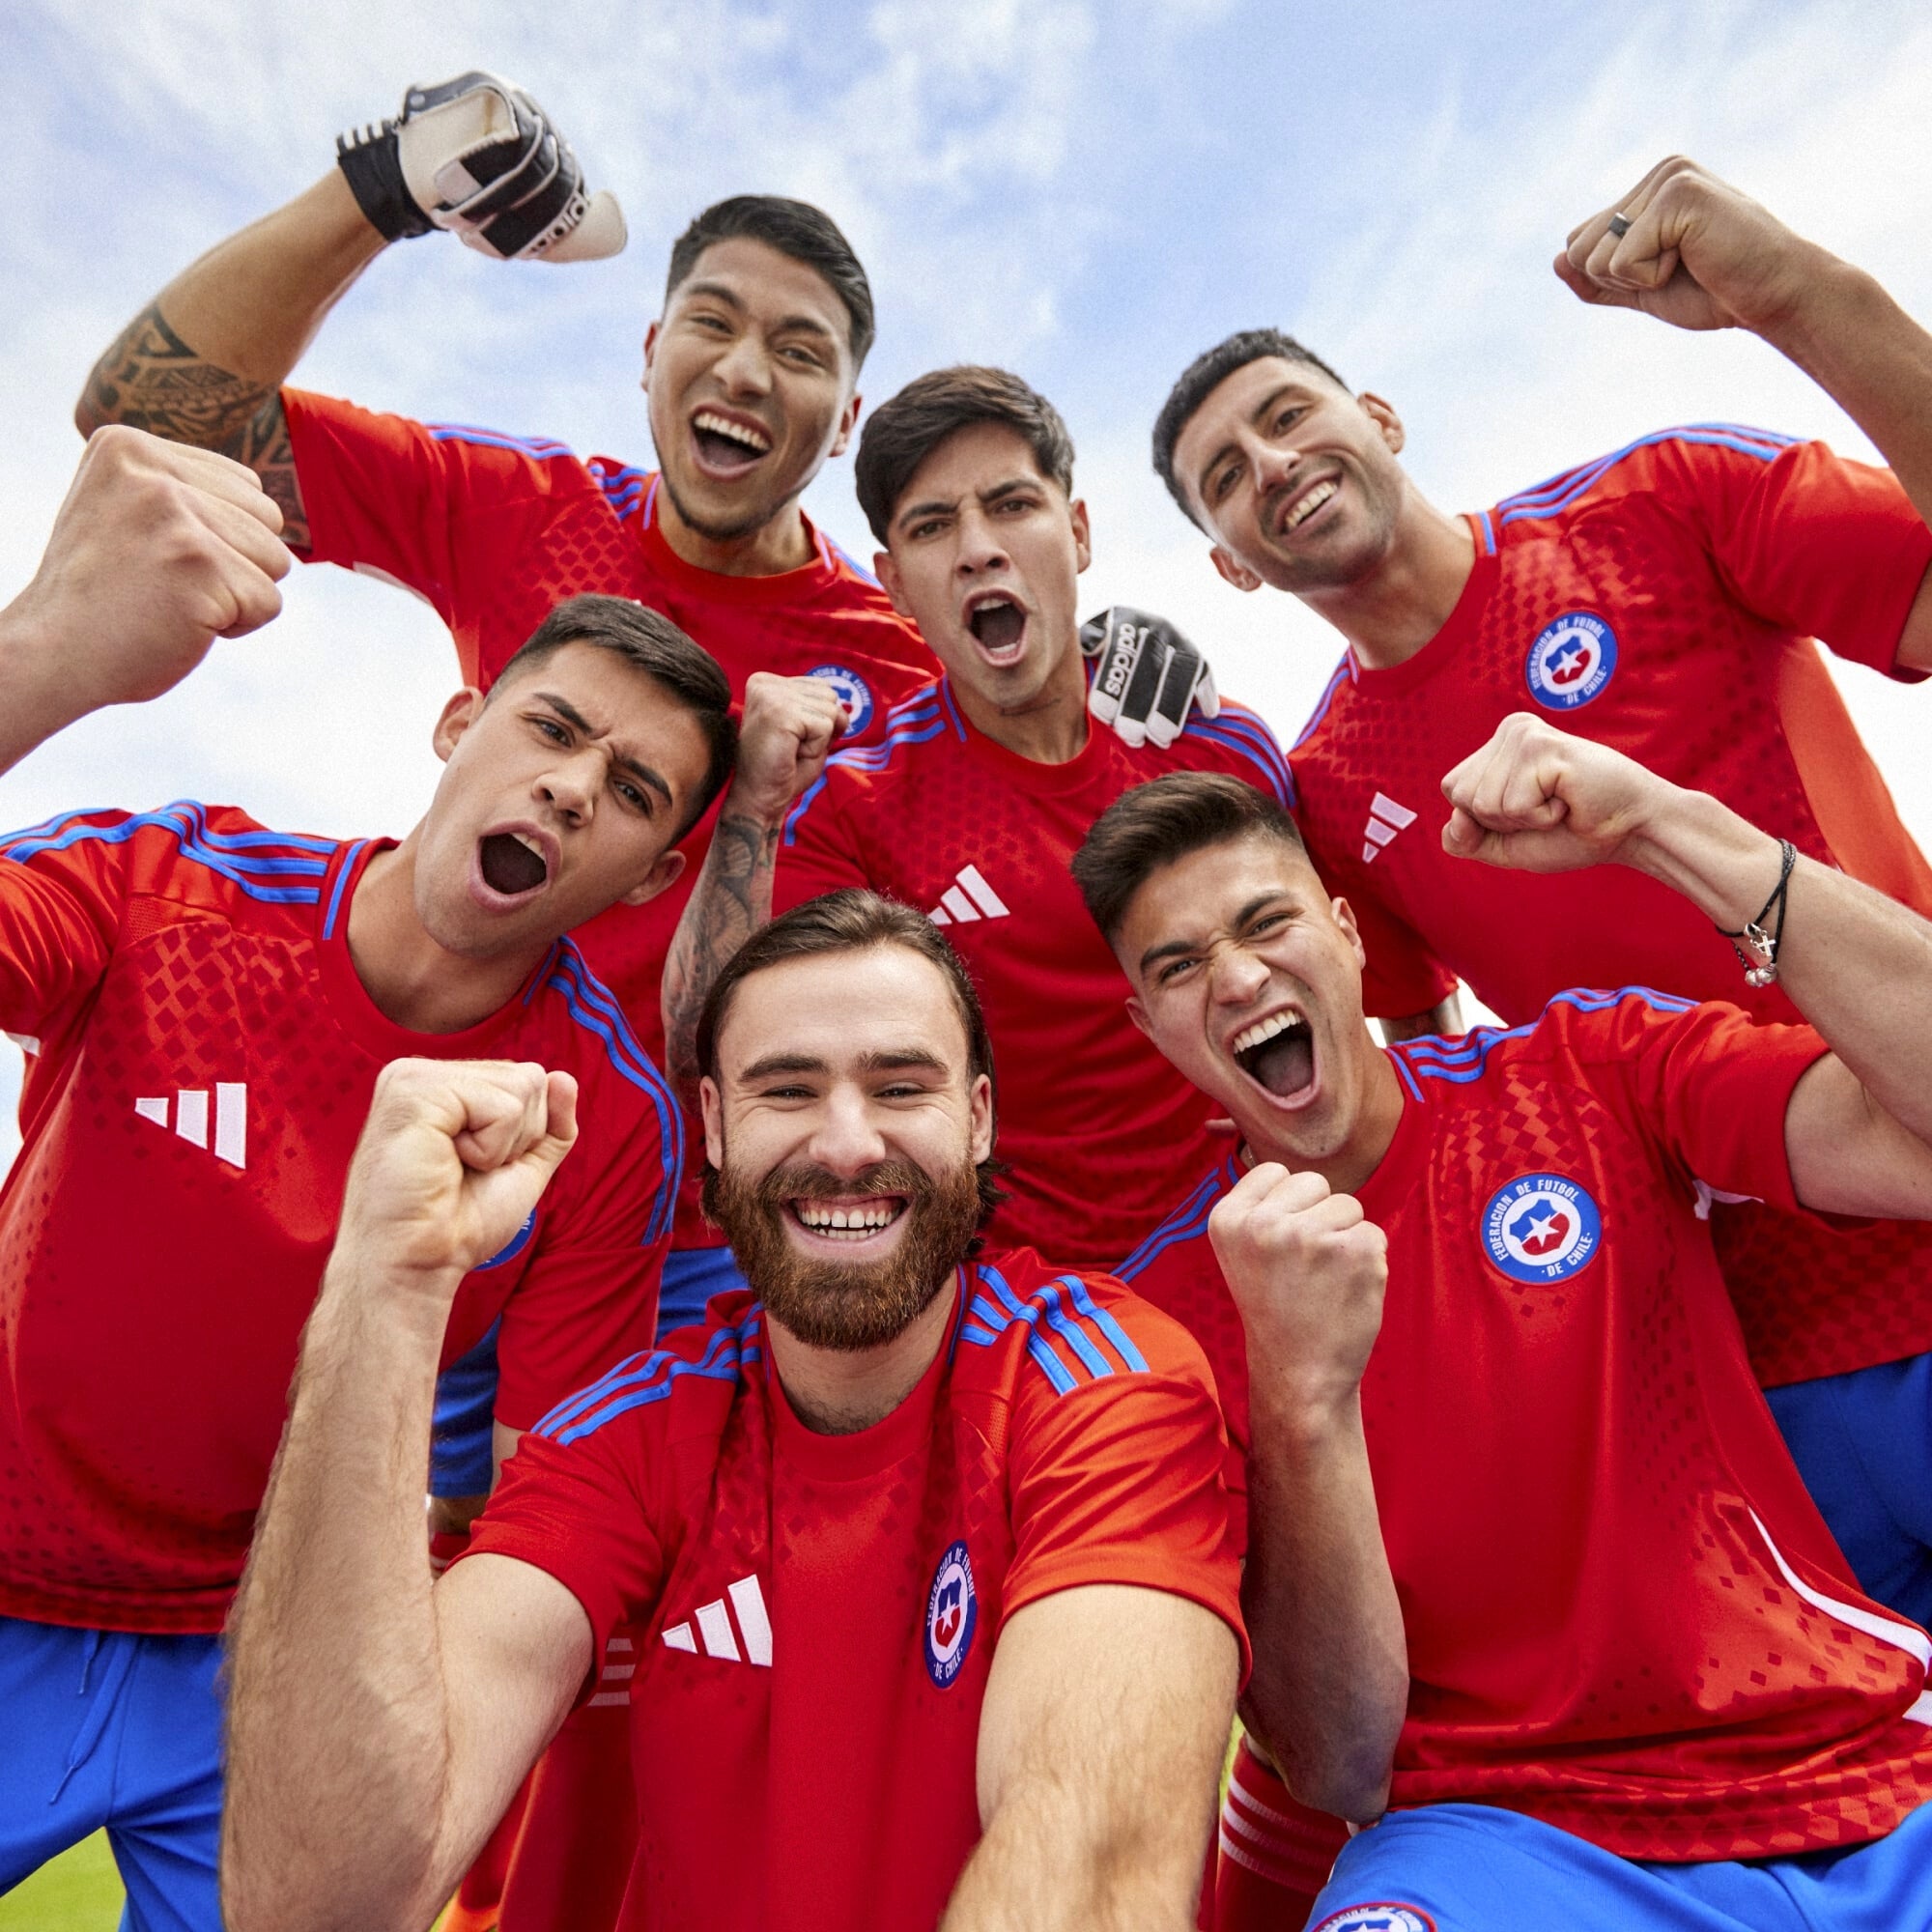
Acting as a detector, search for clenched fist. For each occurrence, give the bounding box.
[730,670,851,822]
[1209,1160,1387,1424]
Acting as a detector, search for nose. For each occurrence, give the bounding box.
[953,503,1009,580]
[1208,940,1270,1008]
[1251,433,1304,496]
[805,1082,889,1179]
[713,327,775,399]
[535,749,599,824]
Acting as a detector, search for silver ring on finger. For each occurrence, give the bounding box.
[1605,212,1633,238]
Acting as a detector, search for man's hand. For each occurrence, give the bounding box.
[336,71,627,264]
[1082,607,1220,749]
[1208,1161,1386,1424]
[730,671,850,822]
[1556,156,1824,337]
[336,1060,579,1296]
[1440,712,1674,874]
[0,428,290,771]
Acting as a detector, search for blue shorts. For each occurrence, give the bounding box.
[0,1615,223,1931]
[1768,1351,1932,1628]
[1308,1798,1932,1931]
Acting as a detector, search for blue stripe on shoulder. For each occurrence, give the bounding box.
[957,1262,1151,1392]
[1184,702,1295,808]
[534,1308,763,1444]
[321,839,367,940]
[781,686,953,845]
[428,422,575,460]
[1115,1155,1239,1281]
[544,941,685,1245]
[1494,425,1798,527]
[2,803,333,905]
[1391,984,1699,1086]
[822,534,881,586]
[588,460,651,524]
[1291,655,1354,753]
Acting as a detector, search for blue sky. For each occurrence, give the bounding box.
[7,0,1932,1155]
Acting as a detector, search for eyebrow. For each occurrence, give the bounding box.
[1136,892,1289,976]
[681,279,837,341]
[895,474,1041,533]
[1191,382,1307,504]
[735,1046,952,1082]
[530,693,673,805]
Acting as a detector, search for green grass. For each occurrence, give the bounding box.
[0,1832,124,1930]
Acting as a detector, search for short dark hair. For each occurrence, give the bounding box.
[1151,328,1351,527]
[666,195,876,368]
[1072,771,1311,945]
[696,889,1007,1223]
[854,365,1075,545]
[494,593,737,838]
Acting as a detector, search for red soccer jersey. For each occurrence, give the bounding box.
[281,389,936,1248]
[1120,988,1932,1861]
[1288,427,1932,1385]
[463,1255,1246,1932]
[775,677,1295,1262]
[0,804,679,1634]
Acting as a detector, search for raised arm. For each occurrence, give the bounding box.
[0,428,288,776]
[1442,712,1932,1221]
[221,1059,590,1932]
[1558,156,1932,666]
[76,71,625,551]
[1208,1161,1406,1820]
[938,1583,1237,1932]
[662,671,846,1091]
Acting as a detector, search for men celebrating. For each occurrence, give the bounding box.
[1075,726,1932,1928]
[74,74,936,1322]
[1152,156,1932,1624]
[222,891,1245,1932]
[665,366,1293,1264]
[0,428,724,1922]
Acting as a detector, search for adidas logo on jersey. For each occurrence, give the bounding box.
[928,865,1010,927]
[660,1574,772,1669]
[1360,791,1418,864]
[134,1084,246,1170]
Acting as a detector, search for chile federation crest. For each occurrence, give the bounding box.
[808,664,876,738]
[1483,1174,1603,1283]
[924,1540,979,1689]
[1524,611,1617,710]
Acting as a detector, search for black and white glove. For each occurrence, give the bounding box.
[1081,606,1220,749]
[336,71,627,264]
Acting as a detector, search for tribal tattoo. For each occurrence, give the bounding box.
[77,302,311,550]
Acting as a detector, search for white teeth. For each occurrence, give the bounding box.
[1232,1011,1305,1056]
[795,1201,899,1235]
[1285,479,1337,529]
[694,410,771,453]
[510,832,545,859]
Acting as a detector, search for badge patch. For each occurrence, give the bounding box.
[1311,1908,1436,1932]
[808,664,876,737]
[1483,1174,1602,1283]
[1524,611,1617,710]
[924,1540,978,1689]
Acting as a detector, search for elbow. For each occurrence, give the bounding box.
[1236,1700,1396,1829]
[73,387,107,440]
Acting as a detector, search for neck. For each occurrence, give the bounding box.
[656,487,816,579]
[765,1275,958,1435]
[1244,1048,1406,1197]
[1298,492,1475,670]
[346,837,549,1034]
[951,642,1091,764]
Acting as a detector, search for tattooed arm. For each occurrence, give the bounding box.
[75,173,388,551]
[662,674,849,1094]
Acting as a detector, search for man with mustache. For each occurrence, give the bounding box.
[662,366,1293,1268]
[0,429,729,1924]
[221,889,1246,1932]
[1074,724,1932,1931]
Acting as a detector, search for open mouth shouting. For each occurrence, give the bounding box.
[690,407,775,480]
[963,589,1029,668]
[1230,1007,1318,1105]
[473,825,556,907]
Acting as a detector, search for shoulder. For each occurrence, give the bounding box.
[1114,1157,1241,1288]
[1285,651,1358,758]
[526,942,682,1157]
[2,801,339,910]
[1171,696,1296,807]
[783,679,959,841]
[527,1295,764,1451]
[957,1251,1216,1403]
[1485,425,1803,538]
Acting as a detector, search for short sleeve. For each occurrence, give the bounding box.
[461,1401,668,1689]
[1674,437,1932,681]
[1003,1290,1248,1672]
[0,812,135,1044]
[774,773,874,913]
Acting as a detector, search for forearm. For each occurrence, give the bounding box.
[222,1249,461,1932]
[1756,255,1932,532]
[1628,786,1932,1144]
[662,792,783,1090]
[1241,1387,1406,1820]
[0,605,90,775]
